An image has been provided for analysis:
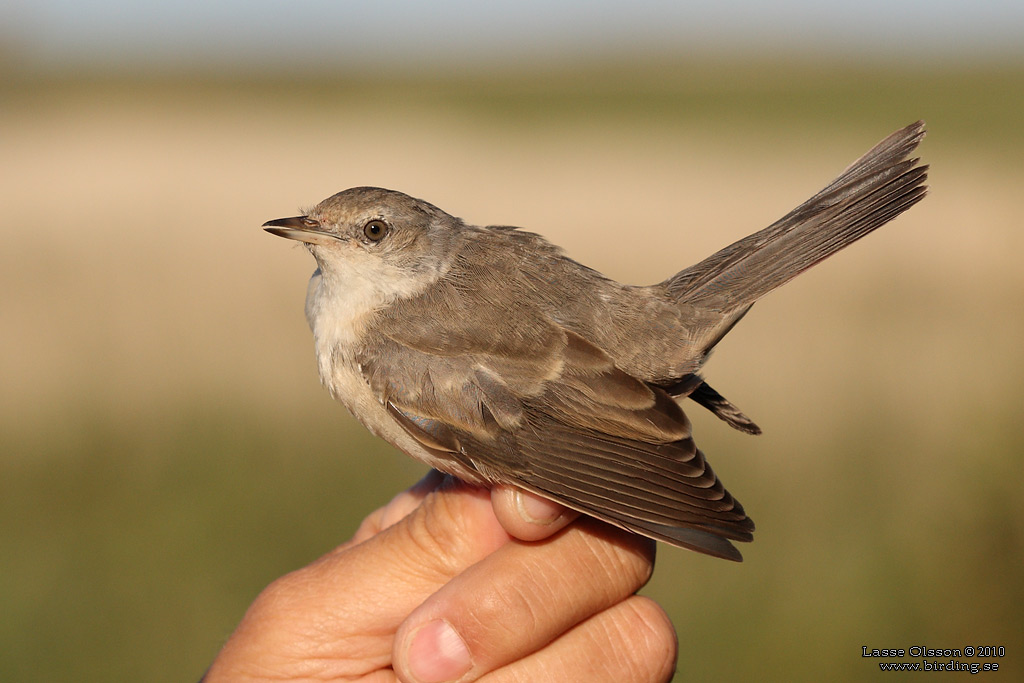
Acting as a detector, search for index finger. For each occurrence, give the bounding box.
[203,477,513,681]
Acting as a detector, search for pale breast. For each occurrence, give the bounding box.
[305,267,488,485]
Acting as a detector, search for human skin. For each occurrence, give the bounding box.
[201,471,677,682]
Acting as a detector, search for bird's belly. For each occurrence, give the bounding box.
[320,357,489,485]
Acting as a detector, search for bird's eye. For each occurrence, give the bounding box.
[363,220,389,242]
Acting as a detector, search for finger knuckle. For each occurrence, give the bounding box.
[250,566,320,619]
[608,597,678,682]
[579,527,657,595]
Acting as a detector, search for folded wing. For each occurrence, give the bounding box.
[358,319,753,561]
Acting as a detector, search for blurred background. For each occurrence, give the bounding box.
[2,1,1022,680]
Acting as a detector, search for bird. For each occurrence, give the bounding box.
[263,121,928,561]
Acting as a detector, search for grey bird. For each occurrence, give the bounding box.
[264,121,928,561]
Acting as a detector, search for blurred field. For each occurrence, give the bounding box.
[2,60,1022,681]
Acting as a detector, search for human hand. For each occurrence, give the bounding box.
[201,470,677,682]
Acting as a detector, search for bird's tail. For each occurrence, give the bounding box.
[664,121,928,313]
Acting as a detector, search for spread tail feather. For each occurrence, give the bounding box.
[665,121,928,313]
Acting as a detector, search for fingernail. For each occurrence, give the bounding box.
[407,619,471,682]
[516,490,564,525]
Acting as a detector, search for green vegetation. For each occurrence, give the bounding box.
[8,58,1024,153]
[2,410,421,681]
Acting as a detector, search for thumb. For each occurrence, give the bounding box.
[203,476,513,682]
[305,476,515,637]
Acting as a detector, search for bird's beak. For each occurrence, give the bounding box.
[263,216,343,246]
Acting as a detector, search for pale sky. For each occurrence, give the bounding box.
[5,0,1023,70]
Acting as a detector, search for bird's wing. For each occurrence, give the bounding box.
[356,312,753,561]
